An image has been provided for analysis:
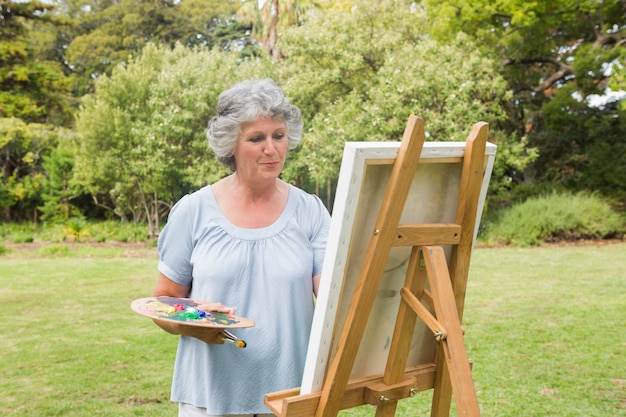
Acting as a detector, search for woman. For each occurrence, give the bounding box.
[153,78,331,417]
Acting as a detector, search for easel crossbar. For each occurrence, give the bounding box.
[393,224,462,246]
[399,287,446,340]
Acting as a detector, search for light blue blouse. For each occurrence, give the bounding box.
[157,184,330,414]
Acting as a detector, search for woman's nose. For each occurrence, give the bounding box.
[263,137,276,153]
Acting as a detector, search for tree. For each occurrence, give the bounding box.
[62,0,252,95]
[276,1,526,205]
[0,1,75,221]
[72,44,274,236]
[418,0,626,203]
[237,0,329,60]
[39,129,84,223]
[531,84,626,207]
[0,117,61,221]
[0,1,73,125]
[419,0,625,99]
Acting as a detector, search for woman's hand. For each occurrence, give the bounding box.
[152,302,237,344]
[152,273,237,344]
[196,302,236,318]
[153,318,226,344]
[165,302,237,344]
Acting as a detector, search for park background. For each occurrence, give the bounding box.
[1,0,625,416]
[1,0,625,241]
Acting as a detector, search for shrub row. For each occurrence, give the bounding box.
[480,192,625,246]
[1,192,624,252]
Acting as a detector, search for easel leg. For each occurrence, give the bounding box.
[423,246,480,417]
[375,399,399,417]
[375,246,426,417]
[430,349,453,417]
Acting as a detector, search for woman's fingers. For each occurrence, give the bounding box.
[196,302,236,317]
[182,326,225,344]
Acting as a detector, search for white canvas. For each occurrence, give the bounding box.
[301,141,497,394]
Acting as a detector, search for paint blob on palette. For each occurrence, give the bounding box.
[131,297,255,328]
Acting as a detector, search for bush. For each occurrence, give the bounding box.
[0,220,153,244]
[86,221,150,243]
[481,191,625,246]
[62,217,89,241]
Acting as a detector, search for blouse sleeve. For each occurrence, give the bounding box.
[157,195,195,286]
[307,194,331,277]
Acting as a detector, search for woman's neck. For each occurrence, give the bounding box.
[229,173,286,200]
[212,174,290,228]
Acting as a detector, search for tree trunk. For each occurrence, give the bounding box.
[266,0,283,60]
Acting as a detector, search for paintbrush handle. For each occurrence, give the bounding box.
[219,330,247,348]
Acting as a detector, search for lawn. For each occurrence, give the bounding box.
[1,242,624,416]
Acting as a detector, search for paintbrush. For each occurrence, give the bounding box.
[219,330,247,348]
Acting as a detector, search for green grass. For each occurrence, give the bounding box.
[461,244,625,416]
[1,243,625,416]
[0,245,176,416]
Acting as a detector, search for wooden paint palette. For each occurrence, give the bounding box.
[131,296,255,329]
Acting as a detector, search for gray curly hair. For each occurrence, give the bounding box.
[206,78,303,172]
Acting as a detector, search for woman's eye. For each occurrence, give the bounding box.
[247,132,285,142]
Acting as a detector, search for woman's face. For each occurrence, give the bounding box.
[233,116,289,183]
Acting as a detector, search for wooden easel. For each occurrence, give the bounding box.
[266,116,489,417]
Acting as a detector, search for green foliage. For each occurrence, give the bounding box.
[481,192,625,247]
[63,0,250,95]
[279,0,424,119]
[73,43,274,236]
[486,130,538,198]
[61,217,88,241]
[0,1,74,125]
[38,129,85,223]
[238,0,329,57]
[488,181,567,210]
[608,51,626,112]
[420,0,625,98]
[11,234,34,244]
[531,84,626,204]
[0,1,76,222]
[1,0,623,229]
[0,118,62,221]
[85,220,150,243]
[0,220,150,244]
[278,3,522,196]
[418,0,626,203]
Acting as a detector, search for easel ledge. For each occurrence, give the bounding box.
[266,361,474,417]
[266,364,432,417]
